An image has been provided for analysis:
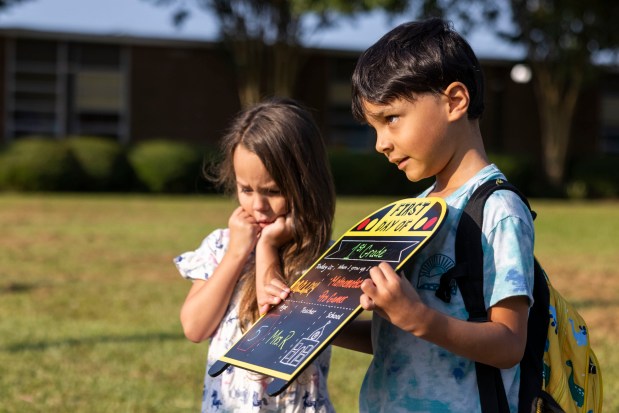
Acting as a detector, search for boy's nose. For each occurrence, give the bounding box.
[375,133,392,154]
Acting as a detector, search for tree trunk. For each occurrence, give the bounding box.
[532,64,582,188]
[229,38,265,107]
[272,41,300,98]
[228,39,301,106]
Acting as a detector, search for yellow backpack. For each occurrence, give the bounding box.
[436,179,603,413]
[542,268,602,413]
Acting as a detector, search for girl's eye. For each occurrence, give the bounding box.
[239,186,252,193]
[386,115,398,124]
[265,188,281,195]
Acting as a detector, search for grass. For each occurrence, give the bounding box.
[0,194,617,412]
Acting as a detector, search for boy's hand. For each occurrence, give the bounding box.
[228,206,261,259]
[360,262,425,332]
[257,277,291,315]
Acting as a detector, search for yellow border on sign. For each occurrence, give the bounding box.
[218,197,447,381]
[219,307,364,380]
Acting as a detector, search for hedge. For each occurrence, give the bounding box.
[0,136,616,198]
[128,139,206,193]
[328,149,433,196]
[566,154,619,199]
[0,137,83,191]
[66,136,134,191]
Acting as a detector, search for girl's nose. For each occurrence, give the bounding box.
[253,195,269,212]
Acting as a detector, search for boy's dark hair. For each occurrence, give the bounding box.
[351,18,485,121]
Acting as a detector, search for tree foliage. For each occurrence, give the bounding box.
[147,0,408,106]
[502,0,619,187]
[147,0,619,189]
[0,0,30,10]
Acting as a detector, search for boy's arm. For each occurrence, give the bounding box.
[360,262,529,369]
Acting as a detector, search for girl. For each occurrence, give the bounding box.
[174,98,336,413]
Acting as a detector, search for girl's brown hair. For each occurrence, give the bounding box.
[207,98,336,329]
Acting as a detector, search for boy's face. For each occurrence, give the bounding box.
[362,95,456,183]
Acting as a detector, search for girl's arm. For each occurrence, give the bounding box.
[180,207,259,343]
[360,262,529,369]
[255,214,293,315]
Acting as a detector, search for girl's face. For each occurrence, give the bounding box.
[233,144,288,228]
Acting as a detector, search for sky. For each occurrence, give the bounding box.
[0,0,525,59]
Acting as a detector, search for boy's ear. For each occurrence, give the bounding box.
[444,82,469,121]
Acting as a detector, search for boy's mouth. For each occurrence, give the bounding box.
[393,157,409,170]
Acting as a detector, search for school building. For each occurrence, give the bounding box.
[1,27,618,161]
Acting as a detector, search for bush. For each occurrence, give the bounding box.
[328,150,433,196]
[0,137,83,191]
[567,155,619,199]
[66,136,135,191]
[129,140,204,193]
[487,153,535,193]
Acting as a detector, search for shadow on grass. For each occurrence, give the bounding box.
[3,331,186,353]
[1,282,39,294]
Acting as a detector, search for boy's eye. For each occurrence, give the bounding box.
[386,115,398,124]
[239,186,252,193]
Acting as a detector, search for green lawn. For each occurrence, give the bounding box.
[0,194,617,412]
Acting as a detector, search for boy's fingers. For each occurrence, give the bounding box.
[360,294,377,311]
[377,262,398,282]
[360,278,377,296]
[368,264,388,285]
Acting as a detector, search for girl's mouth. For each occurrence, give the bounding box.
[257,220,273,228]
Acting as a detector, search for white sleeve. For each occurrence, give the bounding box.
[172,228,228,281]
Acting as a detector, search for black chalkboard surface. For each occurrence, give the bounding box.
[208,197,447,396]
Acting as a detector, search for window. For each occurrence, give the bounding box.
[7,39,60,138]
[5,38,128,142]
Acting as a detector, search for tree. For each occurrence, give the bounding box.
[503,0,619,188]
[403,0,619,189]
[147,0,408,107]
[147,0,619,189]
[0,0,29,10]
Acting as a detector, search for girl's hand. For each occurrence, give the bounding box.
[227,206,261,260]
[255,213,294,315]
[258,213,295,249]
[360,262,426,332]
[257,277,291,315]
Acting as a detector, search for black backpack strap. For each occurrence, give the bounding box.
[518,259,550,413]
[435,178,535,413]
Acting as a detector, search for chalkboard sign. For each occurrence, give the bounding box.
[208,197,447,396]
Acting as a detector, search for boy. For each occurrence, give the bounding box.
[350,18,535,412]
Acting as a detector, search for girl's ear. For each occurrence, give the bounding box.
[444,82,469,121]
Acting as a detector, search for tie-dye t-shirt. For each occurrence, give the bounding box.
[359,164,535,413]
[175,229,334,413]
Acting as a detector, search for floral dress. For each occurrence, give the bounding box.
[175,228,335,413]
